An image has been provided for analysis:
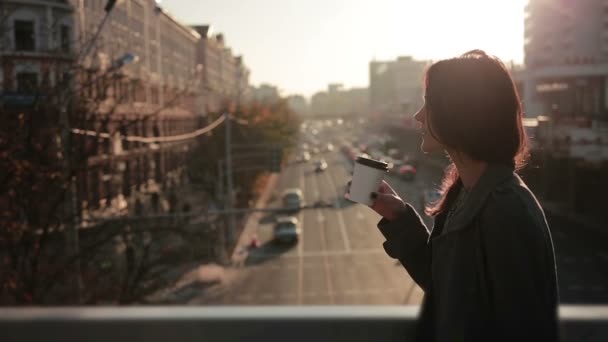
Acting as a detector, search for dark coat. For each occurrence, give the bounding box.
[378,164,560,341]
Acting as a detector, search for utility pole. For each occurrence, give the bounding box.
[224,112,236,247]
[60,101,83,305]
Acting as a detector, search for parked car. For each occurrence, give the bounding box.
[273,216,301,244]
[325,143,334,152]
[398,164,417,181]
[282,188,304,213]
[315,159,328,172]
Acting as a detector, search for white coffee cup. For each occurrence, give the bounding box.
[348,156,388,205]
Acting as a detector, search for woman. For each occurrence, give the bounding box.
[367,50,559,341]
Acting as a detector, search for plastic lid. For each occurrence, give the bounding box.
[355,156,388,170]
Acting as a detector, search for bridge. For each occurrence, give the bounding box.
[1,305,607,341]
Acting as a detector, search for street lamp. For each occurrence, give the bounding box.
[109,53,140,72]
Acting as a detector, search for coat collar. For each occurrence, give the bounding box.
[444,163,516,232]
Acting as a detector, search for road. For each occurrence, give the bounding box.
[181,141,608,305]
[189,148,434,305]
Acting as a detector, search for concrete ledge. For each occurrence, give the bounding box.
[1,305,607,342]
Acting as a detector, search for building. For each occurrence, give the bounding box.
[0,0,74,107]
[521,0,608,162]
[249,83,280,104]
[523,0,608,121]
[286,95,309,116]
[369,56,429,121]
[310,84,369,117]
[192,25,250,113]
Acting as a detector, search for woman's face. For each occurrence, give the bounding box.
[413,102,443,153]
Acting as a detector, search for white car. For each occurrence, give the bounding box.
[299,151,311,162]
[273,216,301,244]
[315,159,328,172]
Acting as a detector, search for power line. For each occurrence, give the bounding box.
[70,114,226,144]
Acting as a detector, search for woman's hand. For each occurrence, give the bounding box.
[346,180,408,221]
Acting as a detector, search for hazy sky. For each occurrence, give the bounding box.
[161,0,527,98]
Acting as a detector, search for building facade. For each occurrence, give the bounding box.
[0,0,204,216]
[70,0,204,215]
[0,0,74,105]
[311,84,369,117]
[249,83,280,104]
[523,0,608,121]
[193,25,250,114]
[521,0,608,162]
[369,56,429,121]
[286,94,309,116]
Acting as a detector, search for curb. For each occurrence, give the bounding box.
[229,173,280,264]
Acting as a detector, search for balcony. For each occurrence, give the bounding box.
[1,305,608,341]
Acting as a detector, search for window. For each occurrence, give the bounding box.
[16,72,38,94]
[14,20,35,51]
[60,25,70,52]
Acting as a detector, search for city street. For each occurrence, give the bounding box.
[188,148,432,305]
[161,117,608,306]
[183,146,608,306]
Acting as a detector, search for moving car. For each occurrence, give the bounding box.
[281,188,304,213]
[273,216,301,244]
[315,159,328,172]
[299,151,311,162]
[398,164,417,181]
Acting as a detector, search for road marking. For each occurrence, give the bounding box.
[297,165,305,305]
[325,171,352,252]
[313,173,335,304]
[250,248,386,259]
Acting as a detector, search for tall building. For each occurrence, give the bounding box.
[69,0,204,214]
[286,95,309,116]
[1,0,206,214]
[522,0,608,123]
[0,0,74,107]
[249,83,280,104]
[192,26,250,113]
[310,84,368,117]
[369,56,429,119]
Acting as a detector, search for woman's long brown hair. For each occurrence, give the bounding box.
[424,50,529,216]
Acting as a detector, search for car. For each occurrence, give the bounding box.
[315,159,328,172]
[311,147,320,155]
[273,216,301,244]
[398,164,417,181]
[281,188,304,213]
[299,151,311,162]
[325,143,334,152]
[313,200,333,208]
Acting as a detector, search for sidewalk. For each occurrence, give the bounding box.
[230,173,279,266]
